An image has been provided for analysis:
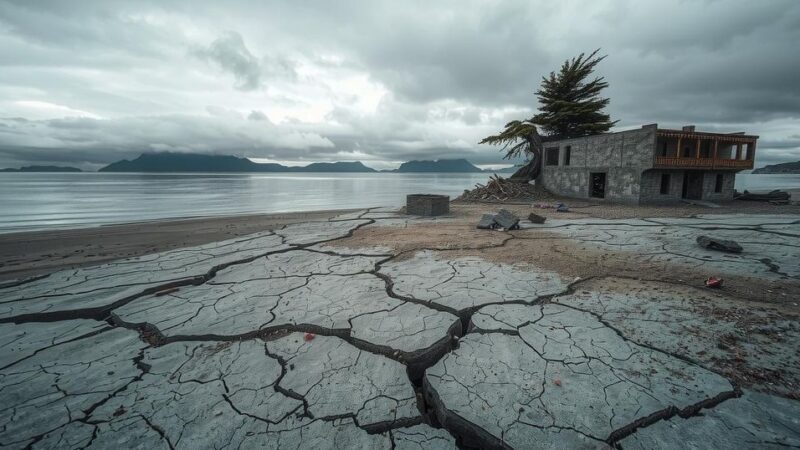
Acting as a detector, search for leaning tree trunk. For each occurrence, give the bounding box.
[508,130,543,183]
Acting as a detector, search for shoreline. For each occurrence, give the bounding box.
[3,195,800,282]
[0,208,358,281]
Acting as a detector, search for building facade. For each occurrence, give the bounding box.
[538,124,758,204]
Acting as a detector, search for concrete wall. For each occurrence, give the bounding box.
[640,170,684,203]
[539,125,657,204]
[639,170,736,203]
[701,171,736,202]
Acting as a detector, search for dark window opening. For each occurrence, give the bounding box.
[700,140,712,158]
[590,172,606,198]
[660,174,670,195]
[563,146,571,166]
[660,141,668,157]
[682,144,693,158]
[714,174,723,193]
[545,147,559,166]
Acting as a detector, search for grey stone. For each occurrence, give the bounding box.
[494,209,519,229]
[696,235,744,253]
[476,214,497,229]
[406,194,449,216]
[527,213,546,224]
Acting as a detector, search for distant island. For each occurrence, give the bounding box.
[97,152,511,173]
[389,159,483,173]
[99,153,376,173]
[1,165,82,172]
[752,161,800,174]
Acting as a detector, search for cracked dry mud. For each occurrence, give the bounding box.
[1,209,799,449]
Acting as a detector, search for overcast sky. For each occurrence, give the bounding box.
[0,0,798,170]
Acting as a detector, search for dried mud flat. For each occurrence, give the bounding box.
[1,205,799,449]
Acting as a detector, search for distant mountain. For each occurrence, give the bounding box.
[752,161,800,174]
[391,159,483,173]
[99,153,376,173]
[1,165,82,172]
[484,166,517,173]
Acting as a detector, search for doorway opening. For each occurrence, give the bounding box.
[590,172,606,198]
[681,172,703,200]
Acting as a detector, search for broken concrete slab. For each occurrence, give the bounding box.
[0,326,146,448]
[425,303,733,448]
[476,214,498,230]
[380,250,566,312]
[494,209,520,230]
[620,390,800,449]
[554,277,800,396]
[696,235,743,253]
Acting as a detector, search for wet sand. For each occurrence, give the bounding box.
[0,209,354,281]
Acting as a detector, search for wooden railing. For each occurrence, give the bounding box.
[654,156,753,170]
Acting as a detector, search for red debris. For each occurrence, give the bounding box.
[553,378,562,387]
[303,333,315,342]
[705,277,723,288]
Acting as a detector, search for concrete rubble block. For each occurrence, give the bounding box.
[406,194,450,217]
[425,303,733,448]
[527,212,547,224]
[380,250,566,311]
[696,235,744,253]
[476,214,497,229]
[494,209,520,230]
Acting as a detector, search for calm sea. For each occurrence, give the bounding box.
[0,172,798,234]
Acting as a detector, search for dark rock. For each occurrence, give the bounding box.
[696,235,743,253]
[494,209,520,230]
[528,213,546,224]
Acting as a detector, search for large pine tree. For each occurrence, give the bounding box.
[479,49,615,181]
[533,49,616,138]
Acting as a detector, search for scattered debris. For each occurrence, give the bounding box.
[475,209,520,230]
[528,213,546,224]
[735,189,791,202]
[705,276,723,288]
[682,199,721,208]
[555,202,570,212]
[476,214,498,230]
[553,378,562,387]
[456,175,553,202]
[696,235,743,253]
[303,333,315,342]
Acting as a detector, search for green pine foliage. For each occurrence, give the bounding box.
[533,49,617,138]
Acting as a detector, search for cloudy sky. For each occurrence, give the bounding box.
[0,0,798,170]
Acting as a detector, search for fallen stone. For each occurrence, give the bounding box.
[494,209,519,230]
[476,214,497,229]
[527,213,546,224]
[696,235,743,253]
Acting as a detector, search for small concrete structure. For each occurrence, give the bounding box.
[406,194,450,216]
[539,124,758,204]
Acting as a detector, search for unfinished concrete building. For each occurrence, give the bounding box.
[538,124,758,204]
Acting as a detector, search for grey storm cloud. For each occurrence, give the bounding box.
[195,31,264,91]
[0,0,798,170]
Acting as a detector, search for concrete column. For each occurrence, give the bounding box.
[695,139,701,159]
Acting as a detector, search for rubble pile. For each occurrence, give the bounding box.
[456,175,552,202]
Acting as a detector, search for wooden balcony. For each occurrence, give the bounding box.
[654,156,753,170]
